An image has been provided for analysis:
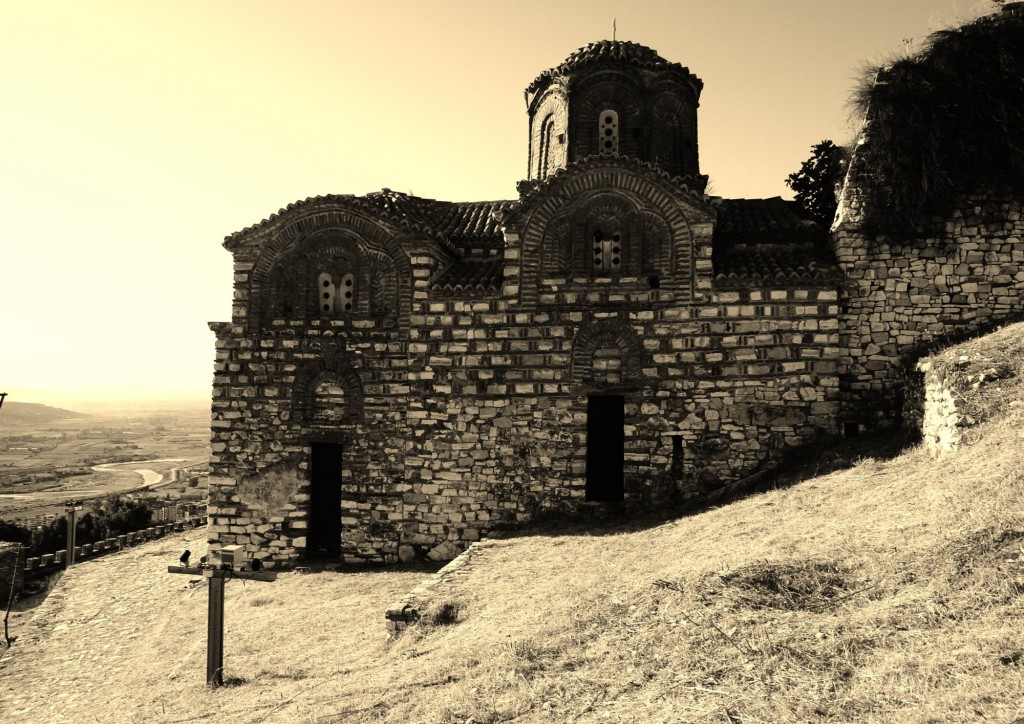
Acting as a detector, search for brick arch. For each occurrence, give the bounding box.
[570,320,643,390]
[247,204,414,333]
[509,159,712,304]
[573,76,645,159]
[292,356,365,428]
[528,86,569,181]
[651,93,698,178]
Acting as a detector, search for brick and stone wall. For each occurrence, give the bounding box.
[917,359,963,455]
[208,190,841,566]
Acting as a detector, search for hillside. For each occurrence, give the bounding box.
[2,325,1024,722]
[0,401,88,425]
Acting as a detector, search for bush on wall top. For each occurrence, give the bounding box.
[851,9,1024,232]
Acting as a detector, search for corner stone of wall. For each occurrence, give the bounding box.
[918,359,964,456]
[384,537,499,635]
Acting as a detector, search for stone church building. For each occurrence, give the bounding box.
[208,38,1024,566]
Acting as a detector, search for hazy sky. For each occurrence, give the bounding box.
[0,0,998,408]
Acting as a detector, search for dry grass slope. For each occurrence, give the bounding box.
[3,324,1024,723]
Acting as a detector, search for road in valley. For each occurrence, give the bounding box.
[0,457,206,520]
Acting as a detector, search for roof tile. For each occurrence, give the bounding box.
[431,259,504,295]
[528,40,702,95]
[714,197,824,246]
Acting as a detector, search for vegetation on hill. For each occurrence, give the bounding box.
[0,401,87,425]
[852,8,1024,231]
[0,494,154,557]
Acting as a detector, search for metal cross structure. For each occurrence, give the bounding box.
[167,565,277,687]
[0,392,7,411]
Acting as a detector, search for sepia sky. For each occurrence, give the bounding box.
[0,0,998,408]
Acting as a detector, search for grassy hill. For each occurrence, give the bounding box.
[0,401,88,425]
[2,325,1024,722]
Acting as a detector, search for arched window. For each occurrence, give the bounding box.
[598,109,619,155]
[316,270,355,316]
[592,228,622,272]
[312,380,347,425]
[538,114,556,179]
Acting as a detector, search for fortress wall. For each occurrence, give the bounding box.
[833,192,1024,426]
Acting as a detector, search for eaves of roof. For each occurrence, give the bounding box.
[527,40,703,96]
[712,246,839,288]
[223,191,513,255]
[506,154,710,224]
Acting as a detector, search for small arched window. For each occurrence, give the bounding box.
[538,114,556,179]
[598,110,619,155]
[592,228,622,272]
[317,270,355,316]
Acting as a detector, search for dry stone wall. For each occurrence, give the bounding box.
[917,359,963,455]
[833,189,1024,427]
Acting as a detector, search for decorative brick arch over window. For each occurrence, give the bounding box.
[570,320,643,391]
[503,157,715,307]
[573,76,642,160]
[540,192,659,278]
[292,357,365,429]
[263,231,400,327]
[246,205,412,334]
[652,94,697,178]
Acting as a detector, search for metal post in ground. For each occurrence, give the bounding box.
[64,502,83,567]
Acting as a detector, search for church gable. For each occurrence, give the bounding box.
[504,156,715,305]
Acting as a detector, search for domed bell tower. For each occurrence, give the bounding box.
[525,40,704,182]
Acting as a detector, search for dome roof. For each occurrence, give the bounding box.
[526,40,702,95]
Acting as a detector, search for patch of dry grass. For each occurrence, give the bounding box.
[926,320,1024,432]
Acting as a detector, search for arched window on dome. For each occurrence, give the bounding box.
[598,110,619,155]
[538,114,557,179]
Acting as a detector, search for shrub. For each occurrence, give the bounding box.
[0,495,156,558]
[851,10,1024,231]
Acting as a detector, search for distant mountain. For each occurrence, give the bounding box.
[0,401,88,424]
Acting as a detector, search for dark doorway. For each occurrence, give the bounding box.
[308,442,342,555]
[586,395,625,501]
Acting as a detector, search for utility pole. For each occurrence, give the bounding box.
[64,502,83,566]
[0,392,7,412]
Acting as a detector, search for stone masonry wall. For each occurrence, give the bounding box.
[209,263,840,566]
[917,359,963,455]
[833,190,1024,426]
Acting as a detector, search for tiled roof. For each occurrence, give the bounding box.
[510,154,709,219]
[224,191,512,255]
[431,258,504,295]
[527,40,703,94]
[712,198,837,286]
[713,246,839,287]
[713,197,824,246]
